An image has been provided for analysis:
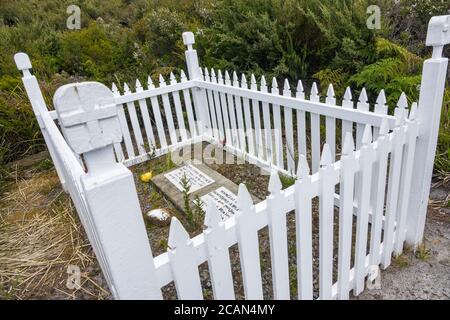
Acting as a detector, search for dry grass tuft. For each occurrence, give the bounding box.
[0,167,109,299]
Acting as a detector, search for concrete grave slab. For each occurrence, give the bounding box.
[151,161,260,220]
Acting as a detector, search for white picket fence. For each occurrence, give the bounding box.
[14,15,449,300]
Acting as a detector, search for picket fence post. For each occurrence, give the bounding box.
[53,82,162,299]
[183,32,210,137]
[14,53,68,191]
[406,15,450,247]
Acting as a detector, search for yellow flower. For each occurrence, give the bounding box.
[140,171,153,183]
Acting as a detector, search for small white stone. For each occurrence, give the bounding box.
[146,208,171,226]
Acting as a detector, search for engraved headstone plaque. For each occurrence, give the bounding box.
[164,164,214,194]
[199,186,239,220]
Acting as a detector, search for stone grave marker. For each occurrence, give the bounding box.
[151,162,259,221]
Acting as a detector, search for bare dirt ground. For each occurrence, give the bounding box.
[0,150,449,300]
[354,184,450,300]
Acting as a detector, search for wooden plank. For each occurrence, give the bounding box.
[217,70,232,146]
[211,69,225,142]
[260,76,273,163]
[204,201,235,299]
[159,75,178,145]
[318,144,335,299]
[135,79,156,149]
[272,78,284,170]
[251,74,263,159]
[283,79,295,175]
[147,77,167,149]
[168,218,203,299]
[225,71,239,148]
[233,72,247,153]
[337,133,356,299]
[381,117,406,269]
[170,73,188,141]
[242,75,255,156]
[325,84,336,160]
[296,81,307,160]
[394,116,419,255]
[354,125,374,296]
[341,87,353,146]
[180,70,197,137]
[369,119,390,267]
[295,156,313,300]
[123,83,146,155]
[267,172,290,299]
[204,68,219,139]
[236,184,263,299]
[310,83,321,174]
[356,89,369,149]
[373,90,388,140]
[112,83,135,159]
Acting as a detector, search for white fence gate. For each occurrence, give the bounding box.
[15,15,449,299]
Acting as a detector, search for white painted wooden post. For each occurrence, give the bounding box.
[14,53,68,191]
[183,32,209,135]
[406,15,450,247]
[53,82,162,299]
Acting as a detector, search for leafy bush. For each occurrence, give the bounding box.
[0,0,448,180]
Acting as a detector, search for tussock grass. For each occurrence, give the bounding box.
[0,167,109,299]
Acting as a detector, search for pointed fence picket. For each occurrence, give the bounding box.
[242,75,255,156]
[337,133,356,299]
[147,76,167,149]
[295,156,313,300]
[310,83,321,174]
[135,79,156,149]
[267,172,290,299]
[204,201,236,299]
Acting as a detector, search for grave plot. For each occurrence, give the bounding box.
[152,161,260,221]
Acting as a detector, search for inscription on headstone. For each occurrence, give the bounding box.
[199,186,239,220]
[164,164,214,194]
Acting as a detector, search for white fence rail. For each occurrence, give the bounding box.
[14,15,450,299]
